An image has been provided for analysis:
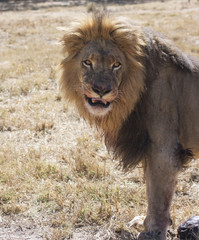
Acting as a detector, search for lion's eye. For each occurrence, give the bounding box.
[112,62,121,70]
[83,60,92,67]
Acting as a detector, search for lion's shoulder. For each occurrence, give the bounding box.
[142,28,198,73]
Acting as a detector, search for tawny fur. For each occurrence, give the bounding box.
[58,13,199,240]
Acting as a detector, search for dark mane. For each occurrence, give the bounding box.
[111,92,150,169]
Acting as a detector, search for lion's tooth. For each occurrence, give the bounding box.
[101,99,107,105]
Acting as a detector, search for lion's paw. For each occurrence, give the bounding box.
[138,231,166,240]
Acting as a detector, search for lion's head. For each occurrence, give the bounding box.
[78,40,125,117]
[59,13,146,142]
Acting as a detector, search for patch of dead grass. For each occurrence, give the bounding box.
[0,1,198,239]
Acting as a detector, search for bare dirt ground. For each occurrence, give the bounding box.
[0,0,199,239]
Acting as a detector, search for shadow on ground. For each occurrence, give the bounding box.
[0,0,169,12]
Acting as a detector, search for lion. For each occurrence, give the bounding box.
[58,13,199,240]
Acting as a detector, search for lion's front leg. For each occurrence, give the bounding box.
[139,149,179,240]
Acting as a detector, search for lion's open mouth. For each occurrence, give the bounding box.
[85,95,110,108]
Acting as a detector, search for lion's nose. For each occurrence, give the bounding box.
[92,83,111,96]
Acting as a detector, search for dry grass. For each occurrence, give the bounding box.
[0,0,198,239]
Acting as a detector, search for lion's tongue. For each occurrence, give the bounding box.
[91,98,107,105]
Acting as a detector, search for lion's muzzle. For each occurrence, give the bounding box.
[83,84,118,116]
